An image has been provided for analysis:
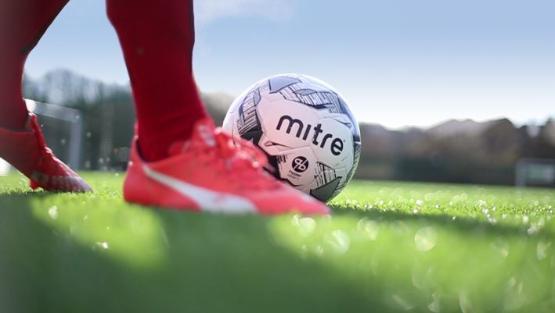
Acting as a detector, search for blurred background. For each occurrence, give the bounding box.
[1,0,554,187]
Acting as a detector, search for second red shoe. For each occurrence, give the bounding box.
[0,114,91,192]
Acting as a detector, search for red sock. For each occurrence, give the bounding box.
[0,0,68,130]
[107,0,208,162]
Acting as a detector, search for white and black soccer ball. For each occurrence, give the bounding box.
[222,74,361,203]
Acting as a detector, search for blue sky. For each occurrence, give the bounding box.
[26,0,555,128]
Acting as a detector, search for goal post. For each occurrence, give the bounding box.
[0,159,8,176]
[515,159,555,187]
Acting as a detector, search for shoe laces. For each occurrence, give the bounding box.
[201,128,279,190]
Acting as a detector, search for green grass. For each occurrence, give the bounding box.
[1,173,554,313]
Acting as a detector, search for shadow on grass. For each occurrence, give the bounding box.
[0,193,379,313]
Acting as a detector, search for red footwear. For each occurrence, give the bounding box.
[124,118,329,215]
[0,114,91,192]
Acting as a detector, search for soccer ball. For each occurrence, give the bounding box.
[222,74,361,202]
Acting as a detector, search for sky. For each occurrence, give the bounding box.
[25,0,555,129]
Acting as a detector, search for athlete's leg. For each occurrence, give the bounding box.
[0,0,91,192]
[0,0,69,130]
[107,0,208,162]
[109,0,328,214]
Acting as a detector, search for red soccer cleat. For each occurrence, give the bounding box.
[124,118,330,215]
[0,114,91,192]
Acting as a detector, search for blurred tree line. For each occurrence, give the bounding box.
[359,118,555,186]
[24,70,234,171]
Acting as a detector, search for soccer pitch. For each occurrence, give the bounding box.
[1,173,554,313]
